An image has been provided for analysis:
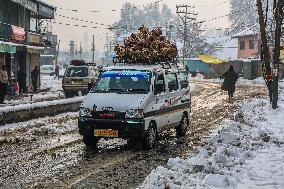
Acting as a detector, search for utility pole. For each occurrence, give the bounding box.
[257,0,283,109]
[55,40,60,66]
[79,42,83,60]
[176,5,197,65]
[91,35,95,63]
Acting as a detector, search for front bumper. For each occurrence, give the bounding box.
[63,85,88,93]
[78,117,145,138]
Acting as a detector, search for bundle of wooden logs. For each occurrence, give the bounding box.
[114,26,178,64]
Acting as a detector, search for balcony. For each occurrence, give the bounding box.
[0,22,12,41]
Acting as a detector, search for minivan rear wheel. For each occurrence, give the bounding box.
[83,136,99,149]
[141,123,157,150]
[176,114,189,137]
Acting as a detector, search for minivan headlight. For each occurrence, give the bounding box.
[79,108,92,117]
[125,109,144,119]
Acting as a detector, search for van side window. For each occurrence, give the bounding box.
[154,74,165,95]
[180,72,189,89]
[166,73,178,92]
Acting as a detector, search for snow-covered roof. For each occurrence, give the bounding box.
[206,36,238,61]
[231,29,259,38]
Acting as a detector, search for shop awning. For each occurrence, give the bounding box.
[0,40,45,54]
[26,45,45,54]
[0,41,17,53]
[198,55,225,64]
[11,0,38,13]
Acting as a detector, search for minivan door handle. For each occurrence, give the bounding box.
[155,98,159,104]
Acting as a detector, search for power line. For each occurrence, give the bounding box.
[197,4,256,23]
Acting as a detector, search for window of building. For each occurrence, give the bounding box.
[249,40,255,49]
[240,41,245,50]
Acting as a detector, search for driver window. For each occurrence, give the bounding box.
[154,74,165,95]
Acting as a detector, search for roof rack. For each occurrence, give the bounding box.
[112,57,178,65]
[70,59,96,66]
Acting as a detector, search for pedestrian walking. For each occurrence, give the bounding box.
[54,65,60,79]
[31,66,39,92]
[0,65,8,104]
[18,66,26,93]
[221,65,239,100]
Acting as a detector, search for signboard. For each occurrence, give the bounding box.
[38,3,55,19]
[0,44,16,53]
[11,0,38,13]
[12,26,26,42]
[27,32,42,45]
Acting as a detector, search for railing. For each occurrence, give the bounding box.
[0,22,12,40]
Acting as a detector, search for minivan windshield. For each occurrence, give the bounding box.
[91,70,151,93]
[66,67,88,77]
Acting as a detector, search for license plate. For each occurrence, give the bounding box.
[72,80,82,84]
[94,129,118,137]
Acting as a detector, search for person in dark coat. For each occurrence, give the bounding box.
[31,66,39,92]
[0,65,8,104]
[18,66,26,93]
[54,65,60,79]
[221,65,239,99]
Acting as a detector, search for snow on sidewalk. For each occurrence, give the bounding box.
[140,85,284,189]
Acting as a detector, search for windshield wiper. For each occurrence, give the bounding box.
[128,89,149,93]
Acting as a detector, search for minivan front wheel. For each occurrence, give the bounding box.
[64,91,73,98]
[176,114,189,137]
[83,136,99,149]
[141,123,157,150]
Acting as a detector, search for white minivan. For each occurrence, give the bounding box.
[78,63,191,150]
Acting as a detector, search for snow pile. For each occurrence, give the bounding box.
[189,73,222,83]
[189,73,266,86]
[238,77,266,86]
[141,87,284,188]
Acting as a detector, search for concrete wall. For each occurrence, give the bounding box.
[0,101,81,125]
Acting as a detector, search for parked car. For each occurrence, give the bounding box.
[62,60,100,98]
[78,63,192,150]
[40,65,55,75]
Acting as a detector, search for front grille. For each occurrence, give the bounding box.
[92,111,126,119]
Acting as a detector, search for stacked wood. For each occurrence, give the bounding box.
[114,26,178,63]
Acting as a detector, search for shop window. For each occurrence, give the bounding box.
[240,41,245,50]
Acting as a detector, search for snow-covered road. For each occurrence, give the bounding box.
[0,80,269,188]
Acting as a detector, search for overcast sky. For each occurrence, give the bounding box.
[43,0,231,55]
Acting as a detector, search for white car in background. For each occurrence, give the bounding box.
[40,65,55,75]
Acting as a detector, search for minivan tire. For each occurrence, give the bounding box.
[141,123,157,150]
[83,136,99,149]
[64,92,73,98]
[176,114,189,137]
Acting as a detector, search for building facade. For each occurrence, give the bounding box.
[0,0,55,91]
[232,31,260,59]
